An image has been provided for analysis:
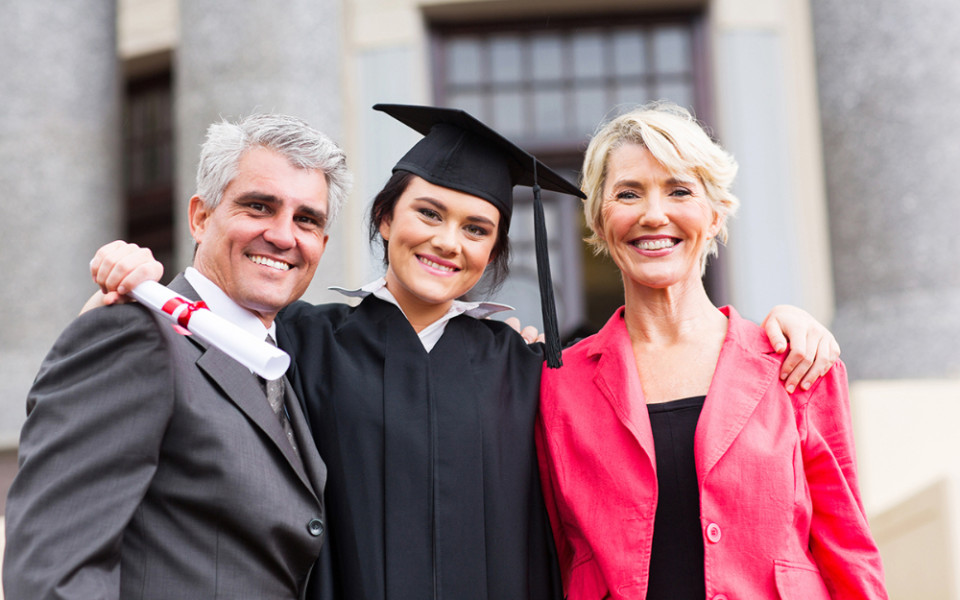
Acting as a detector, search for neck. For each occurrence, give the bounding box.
[383,274,453,334]
[621,276,723,346]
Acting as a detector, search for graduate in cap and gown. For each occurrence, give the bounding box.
[278,104,578,600]
[87,104,842,600]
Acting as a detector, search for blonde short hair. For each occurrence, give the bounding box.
[581,102,739,272]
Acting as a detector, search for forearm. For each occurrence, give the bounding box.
[801,362,887,598]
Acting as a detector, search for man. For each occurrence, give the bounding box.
[3,114,351,599]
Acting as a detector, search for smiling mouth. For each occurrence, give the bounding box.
[248,254,292,271]
[418,255,459,273]
[631,238,678,250]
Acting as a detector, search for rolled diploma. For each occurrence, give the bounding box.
[131,280,291,380]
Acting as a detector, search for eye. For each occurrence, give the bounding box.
[247,201,269,212]
[615,189,640,202]
[670,187,693,198]
[465,223,491,237]
[418,207,442,221]
[295,214,324,230]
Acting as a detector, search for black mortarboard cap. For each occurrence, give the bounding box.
[373,103,585,367]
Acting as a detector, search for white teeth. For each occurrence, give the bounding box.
[419,257,456,272]
[249,255,291,271]
[634,238,676,250]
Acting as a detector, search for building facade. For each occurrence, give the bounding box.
[0,0,957,595]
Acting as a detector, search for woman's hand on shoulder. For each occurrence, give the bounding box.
[762,305,841,394]
[90,240,164,303]
[80,241,164,315]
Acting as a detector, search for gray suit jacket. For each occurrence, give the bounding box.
[3,275,327,599]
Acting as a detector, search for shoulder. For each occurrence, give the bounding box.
[452,315,546,363]
[50,302,167,357]
[538,329,607,422]
[279,299,352,326]
[543,310,626,385]
[277,299,352,350]
[724,306,778,354]
[28,302,178,415]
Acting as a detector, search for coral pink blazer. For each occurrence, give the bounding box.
[536,306,886,599]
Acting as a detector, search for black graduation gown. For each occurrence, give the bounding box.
[277,295,562,600]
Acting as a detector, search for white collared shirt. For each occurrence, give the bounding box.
[331,278,513,352]
[184,267,277,341]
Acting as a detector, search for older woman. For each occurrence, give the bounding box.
[535,103,887,599]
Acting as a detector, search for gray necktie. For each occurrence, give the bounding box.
[263,335,299,456]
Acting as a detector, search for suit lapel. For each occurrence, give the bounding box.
[168,273,320,496]
[590,310,657,465]
[694,307,780,481]
[284,377,326,496]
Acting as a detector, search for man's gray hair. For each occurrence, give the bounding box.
[196,114,352,225]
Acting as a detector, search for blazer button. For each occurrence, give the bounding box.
[307,518,324,537]
[705,522,722,543]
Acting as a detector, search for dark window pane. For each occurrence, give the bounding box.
[533,89,566,137]
[447,38,484,84]
[572,31,605,80]
[490,34,523,83]
[653,26,690,74]
[531,33,564,82]
[613,29,647,77]
[655,81,693,110]
[574,87,607,135]
[614,82,650,109]
[491,90,525,137]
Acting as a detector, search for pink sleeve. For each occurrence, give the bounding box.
[799,360,888,598]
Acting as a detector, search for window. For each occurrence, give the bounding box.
[433,12,708,336]
[123,71,175,281]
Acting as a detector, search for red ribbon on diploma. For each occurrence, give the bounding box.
[161,297,209,328]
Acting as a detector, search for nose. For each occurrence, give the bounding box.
[262,214,296,250]
[431,224,460,256]
[638,194,669,228]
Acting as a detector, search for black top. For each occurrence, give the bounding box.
[278,295,562,600]
[646,395,706,600]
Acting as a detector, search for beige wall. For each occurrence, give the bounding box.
[851,379,960,598]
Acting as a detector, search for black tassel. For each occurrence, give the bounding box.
[532,177,563,368]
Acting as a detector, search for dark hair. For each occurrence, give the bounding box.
[368,170,512,296]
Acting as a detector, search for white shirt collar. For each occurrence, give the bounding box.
[184,267,276,340]
[330,278,513,352]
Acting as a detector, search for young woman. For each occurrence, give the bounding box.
[89,104,840,599]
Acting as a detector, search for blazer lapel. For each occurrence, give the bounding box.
[590,310,657,465]
[195,347,315,491]
[168,273,319,494]
[285,377,326,497]
[695,306,781,481]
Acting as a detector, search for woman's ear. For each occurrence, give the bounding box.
[378,216,392,242]
[709,209,725,240]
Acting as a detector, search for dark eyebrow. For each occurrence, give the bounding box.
[416,196,497,228]
[235,191,280,204]
[236,191,327,228]
[298,204,327,229]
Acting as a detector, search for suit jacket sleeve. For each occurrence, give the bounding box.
[798,360,887,598]
[3,304,176,600]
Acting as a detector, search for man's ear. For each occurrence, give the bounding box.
[188,196,210,243]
